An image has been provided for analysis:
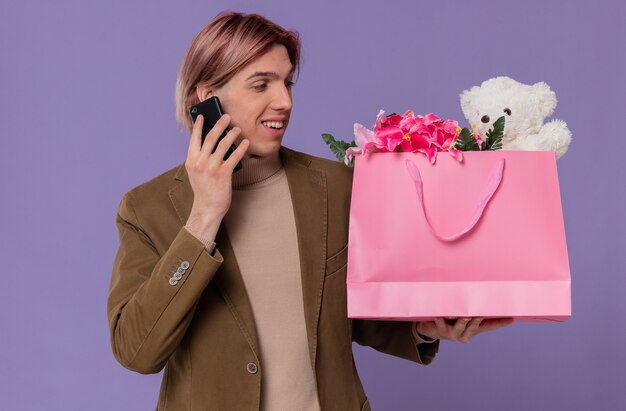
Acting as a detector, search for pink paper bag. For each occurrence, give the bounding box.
[347,151,571,322]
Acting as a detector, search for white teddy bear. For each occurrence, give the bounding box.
[460,76,572,159]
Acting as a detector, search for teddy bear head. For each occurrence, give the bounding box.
[460,76,557,144]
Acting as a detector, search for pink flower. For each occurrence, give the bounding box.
[448,148,463,161]
[345,123,378,165]
[346,109,465,165]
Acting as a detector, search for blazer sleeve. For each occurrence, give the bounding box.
[107,192,223,374]
[352,319,439,365]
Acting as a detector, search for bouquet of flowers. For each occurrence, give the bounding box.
[322,110,505,167]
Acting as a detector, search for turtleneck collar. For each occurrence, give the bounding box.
[232,150,283,188]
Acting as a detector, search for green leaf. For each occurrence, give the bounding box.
[321,133,356,167]
[454,127,480,151]
[483,116,505,151]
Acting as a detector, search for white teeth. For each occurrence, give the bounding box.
[262,121,284,129]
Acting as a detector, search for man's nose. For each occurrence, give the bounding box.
[271,84,292,112]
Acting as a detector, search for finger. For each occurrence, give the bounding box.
[475,318,514,335]
[188,114,204,158]
[200,114,231,156]
[459,318,483,341]
[451,318,471,338]
[433,318,448,333]
[211,126,241,163]
[224,138,249,169]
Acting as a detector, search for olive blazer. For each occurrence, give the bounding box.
[107,146,438,410]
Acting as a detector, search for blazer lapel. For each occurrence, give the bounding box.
[168,165,261,359]
[281,147,328,369]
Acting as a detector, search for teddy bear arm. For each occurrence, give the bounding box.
[537,120,572,158]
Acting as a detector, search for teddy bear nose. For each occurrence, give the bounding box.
[481,115,490,123]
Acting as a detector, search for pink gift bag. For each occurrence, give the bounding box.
[346,151,571,322]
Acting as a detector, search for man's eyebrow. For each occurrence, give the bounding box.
[245,69,295,81]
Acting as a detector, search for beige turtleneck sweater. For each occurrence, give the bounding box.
[222,153,321,411]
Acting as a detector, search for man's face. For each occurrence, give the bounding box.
[199,44,294,159]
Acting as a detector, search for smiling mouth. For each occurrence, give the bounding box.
[261,121,285,129]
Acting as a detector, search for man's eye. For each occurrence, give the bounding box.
[285,80,295,88]
[253,83,268,91]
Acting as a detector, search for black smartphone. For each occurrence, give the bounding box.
[189,96,242,172]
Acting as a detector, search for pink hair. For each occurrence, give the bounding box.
[175,11,301,132]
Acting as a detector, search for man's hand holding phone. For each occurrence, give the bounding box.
[184,113,249,245]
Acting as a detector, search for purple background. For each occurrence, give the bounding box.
[1,1,624,410]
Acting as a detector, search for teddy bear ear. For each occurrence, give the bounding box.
[460,86,479,119]
[533,81,557,117]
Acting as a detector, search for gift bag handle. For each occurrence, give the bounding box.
[405,158,505,242]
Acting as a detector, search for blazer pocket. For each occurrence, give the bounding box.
[325,243,348,277]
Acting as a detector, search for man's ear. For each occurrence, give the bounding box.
[195,84,213,102]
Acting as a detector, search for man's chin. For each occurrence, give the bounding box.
[243,142,282,160]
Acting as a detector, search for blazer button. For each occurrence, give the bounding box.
[180,261,190,270]
[246,363,258,374]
